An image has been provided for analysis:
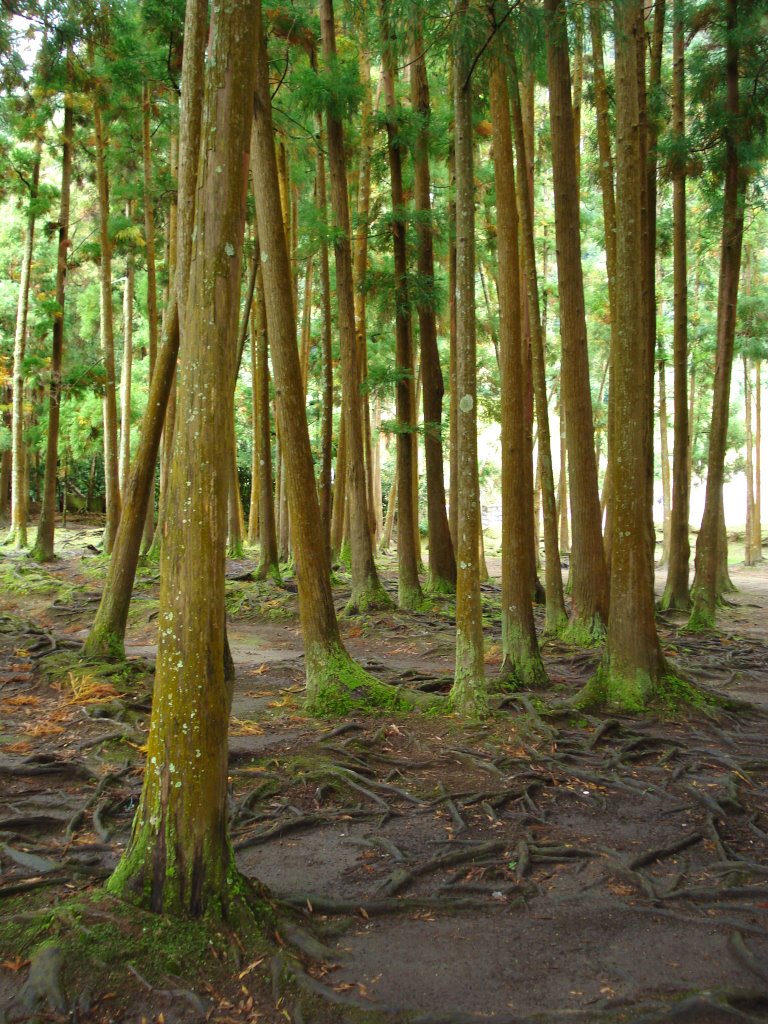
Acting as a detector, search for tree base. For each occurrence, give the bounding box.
[658,586,692,613]
[304,642,439,717]
[556,614,606,648]
[398,581,425,611]
[344,580,394,616]
[83,626,126,661]
[574,663,717,715]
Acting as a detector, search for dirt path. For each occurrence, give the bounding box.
[1,528,768,1023]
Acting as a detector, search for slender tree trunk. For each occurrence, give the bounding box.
[254,266,279,578]
[588,0,664,708]
[247,301,260,547]
[489,60,546,687]
[545,0,609,636]
[119,206,135,500]
[315,115,334,558]
[745,354,755,565]
[450,4,486,716]
[107,0,259,918]
[509,51,567,633]
[755,361,762,558]
[251,0,415,712]
[84,0,206,656]
[448,147,458,552]
[319,0,389,613]
[661,0,691,610]
[380,2,422,610]
[93,81,121,554]
[141,82,160,552]
[411,22,456,592]
[558,404,569,555]
[659,359,672,566]
[6,136,41,549]
[690,0,747,630]
[32,76,73,563]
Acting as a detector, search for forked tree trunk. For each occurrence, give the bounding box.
[319,0,389,613]
[509,52,567,634]
[107,0,259,918]
[588,0,664,709]
[380,1,423,610]
[489,61,546,688]
[84,0,206,657]
[6,135,41,549]
[545,0,609,637]
[411,21,456,592]
[690,0,747,630]
[661,0,691,610]
[93,82,121,554]
[32,78,73,563]
[450,3,486,717]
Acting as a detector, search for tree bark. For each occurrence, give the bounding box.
[489,60,546,688]
[141,81,160,553]
[315,115,334,559]
[588,0,664,708]
[745,354,755,565]
[754,361,762,558]
[119,204,135,501]
[545,0,609,637]
[254,265,279,578]
[659,359,672,566]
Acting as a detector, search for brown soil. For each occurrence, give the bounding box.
[1,521,768,1024]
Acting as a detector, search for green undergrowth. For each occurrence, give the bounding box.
[0,560,81,603]
[0,888,271,1004]
[38,649,153,691]
[555,616,606,648]
[225,578,294,621]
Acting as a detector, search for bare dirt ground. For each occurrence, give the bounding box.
[1,520,768,1024]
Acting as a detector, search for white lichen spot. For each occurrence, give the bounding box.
[225,243,235,257]
[459,394,474,413]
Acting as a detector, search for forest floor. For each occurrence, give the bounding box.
[1,518,768,1024]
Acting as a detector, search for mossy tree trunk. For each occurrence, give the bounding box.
[489,59,547,689]
[450,3,486,717]
[84,0,206,659]
[690,0,747,631]
[319,0,389,613]
[411,19,456,593]
[589,0,664,709]
[545,0,609,638]
[107,0,258,918]
[509,49,567,634]
[32,75,73,564]
[660,1,691,612]
[7,135,41,550]
[380,0,423,611]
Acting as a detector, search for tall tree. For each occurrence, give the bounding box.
[489,57,546,688]
[545,0,609,637]
[108,0,259,918]
[410,17,456,592]
[319,0,390,613]
[450,0,486,716]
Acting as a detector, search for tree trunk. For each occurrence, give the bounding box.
[247,303,260,547]
[509,50,567,633]
[658,359,672,566]
[745,354,755,565]
[661,0,692,610]
[84,0,206,656]
[411,21,456,592]
[251,0,417,713]
[450,4,486,716]
[558,404,569,555]
[489,60,546,688]
[448,148,458,552]
[754,361,762,559]
[587,0,663,708]
[141,81,160,553]
[93,78,121,555]
[380,1,423,610]
[254,266,279,578]
[119,204,135,500]
[315,115,334,558]
[690,0,747,630]
[6,135,41,549]
[545,0,609,637]
[107,0,259,918]
[32,74,73,563]
[319,0,389,613]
